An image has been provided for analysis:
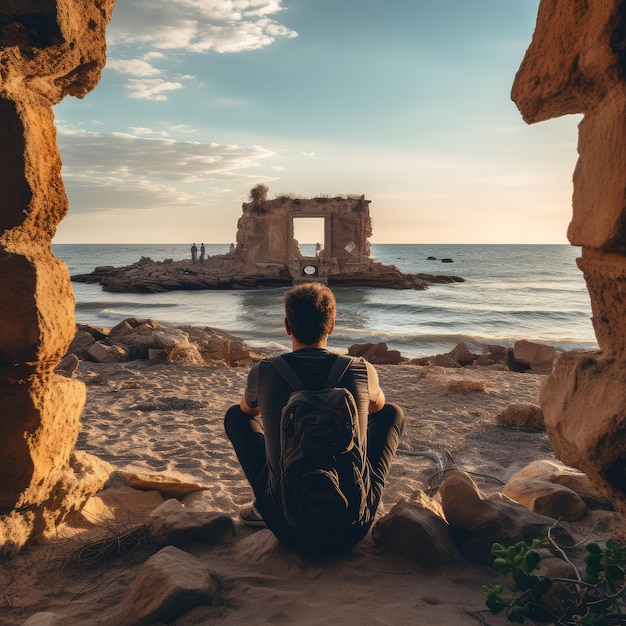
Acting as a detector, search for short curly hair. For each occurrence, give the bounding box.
[284,283,336,345]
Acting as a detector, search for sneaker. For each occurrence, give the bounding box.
[239,503,267,527]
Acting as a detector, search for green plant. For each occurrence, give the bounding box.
[481,538,626,625]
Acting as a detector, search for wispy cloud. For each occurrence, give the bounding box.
[124,78,184,100]
[106,58,161,77]
[105,1,296,99]
[108,0,297,53]
[57,126,275,213]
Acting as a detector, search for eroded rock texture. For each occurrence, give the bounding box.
[513,0,626,519]
[0,0,115,547]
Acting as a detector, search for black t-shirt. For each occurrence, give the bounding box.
[244,348,382,475]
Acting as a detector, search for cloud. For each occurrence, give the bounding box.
[105,52,189,100]
[106,58,161,77]
[129,127,170,137]
[108,0,297,53]
[104,1,297,99]
[57,126,276,213]
[124,78,184,100]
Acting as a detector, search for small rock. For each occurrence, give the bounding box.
[233,528,282,565]
[439,471,573,565]
[76,323,109,341]
[55,353,80,377]
[153,328,190,350]
[118,545,222,626]
[108,470,208,500]
[496,403,545,430]
[508,460,610,508]
[66,330,96,360]
[116,322,164,359]
[433,354,461,368]
[147,499,235,546]
[503,478,587,522]
[347,342,405,364]
[513,340,557,373]
[372,496,460,565]
[87,341,127,363]
[74,485,164,526]
[446,342,474,366]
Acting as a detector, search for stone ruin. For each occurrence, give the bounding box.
[3,0,626,553]
[235,189,374,282]
[72,188,463,291]
[512,0,626,522]
[0,0,116,551]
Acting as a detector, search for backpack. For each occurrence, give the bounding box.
[267,354,371,532]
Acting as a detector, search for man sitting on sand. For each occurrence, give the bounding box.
[224,282,404,554]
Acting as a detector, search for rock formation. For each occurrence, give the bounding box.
[57,318,263,369]
[394,339,557,372]
[72,191,465,292]
[0,0,116,550]
[512,0,626,519]
[18,460,618,624]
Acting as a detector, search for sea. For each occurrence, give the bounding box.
[52,243,599,359]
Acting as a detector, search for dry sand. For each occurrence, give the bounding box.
[0,359,614,625]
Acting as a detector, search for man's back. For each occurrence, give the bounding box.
[244,348,379,476]
[224,282,403,554]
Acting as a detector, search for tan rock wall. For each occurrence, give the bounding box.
[513,0,626,518]
[0,0,115,543]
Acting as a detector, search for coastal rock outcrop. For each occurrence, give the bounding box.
[56,318,263,369]
[387,340,555,373]
[0,0,116,552]
[72,191,464,292]
[72,252,464,293]
[513,0,626,518]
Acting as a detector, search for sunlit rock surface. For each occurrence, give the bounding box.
[0,0,116,551]
[513,0,626,519]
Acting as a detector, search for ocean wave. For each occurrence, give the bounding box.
[75,301,179,311]
[362,298,589,317]
[332,328,598,351]
[63,244,596,357]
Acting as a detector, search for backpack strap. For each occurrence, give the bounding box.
[324,355,354,388]
[267,355,307,391]
[268,353,353,391]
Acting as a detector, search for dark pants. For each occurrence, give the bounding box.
[224,403,404,553]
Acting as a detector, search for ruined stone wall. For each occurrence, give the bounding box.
[0,0,116,543]
[512,0,626,519]
[235,194,373,270]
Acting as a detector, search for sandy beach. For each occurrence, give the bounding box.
[0,357,616,625]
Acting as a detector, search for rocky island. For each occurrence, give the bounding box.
[72,187,464,293]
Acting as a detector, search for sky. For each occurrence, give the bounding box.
[52,0,583,245]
